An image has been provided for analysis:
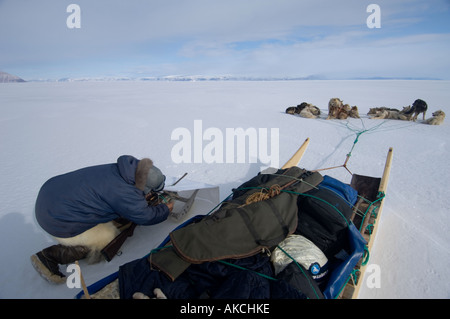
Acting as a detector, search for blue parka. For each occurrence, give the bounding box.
[35,155,169,238]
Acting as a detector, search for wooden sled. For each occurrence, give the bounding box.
[283,139,393,299]
[76,138,392,299]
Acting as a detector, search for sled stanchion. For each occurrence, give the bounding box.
[76,260,91,299]
[282,138,310,168]
[378,148,393,196]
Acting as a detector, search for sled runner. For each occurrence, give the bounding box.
[75,138,392,299]
[336,147,392,298]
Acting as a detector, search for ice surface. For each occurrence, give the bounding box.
[1,80,449,298]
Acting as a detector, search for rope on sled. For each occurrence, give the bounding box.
[231,179,352,226]
[362,247,370,266]
[244,184,282,205]
[358,191,385,233]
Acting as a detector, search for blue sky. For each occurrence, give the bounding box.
[1,0,450,80]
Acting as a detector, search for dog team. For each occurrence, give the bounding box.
[285,98,445,125]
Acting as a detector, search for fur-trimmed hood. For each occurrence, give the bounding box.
[116,155,153,191]
[134,158,153,191]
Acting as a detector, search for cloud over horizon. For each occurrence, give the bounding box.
[1,0,449,80]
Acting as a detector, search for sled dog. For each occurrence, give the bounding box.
[368,106,412,120]
[327,99,360,120]
[286,102,321,118]
[285,106,298,115]
[326,98,344,119]
[404,99,428,121]
[424,110,445,125]
[348,105,361,119]
[299,103,321,119]
[368,107,399,116]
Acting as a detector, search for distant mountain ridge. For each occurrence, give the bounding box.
[0,71,26,83]
[4,72,442,83]
[52,75,326,82]
[30,74,443,82]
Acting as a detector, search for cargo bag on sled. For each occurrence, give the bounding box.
[149,167,323,281]
[294,175,367,299]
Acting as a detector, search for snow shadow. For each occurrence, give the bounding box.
[0,212,56,298]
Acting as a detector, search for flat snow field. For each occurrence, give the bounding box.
[1,80,449,298]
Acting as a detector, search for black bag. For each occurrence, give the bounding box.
[276,262,324,299]
[296,188,353,258]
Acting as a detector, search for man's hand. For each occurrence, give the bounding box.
[165,201,174,212]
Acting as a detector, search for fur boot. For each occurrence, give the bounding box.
[31,244,90,284]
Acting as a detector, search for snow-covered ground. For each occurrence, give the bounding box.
[1,80,449,299]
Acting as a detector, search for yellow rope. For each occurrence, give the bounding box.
[243,184,282,205]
